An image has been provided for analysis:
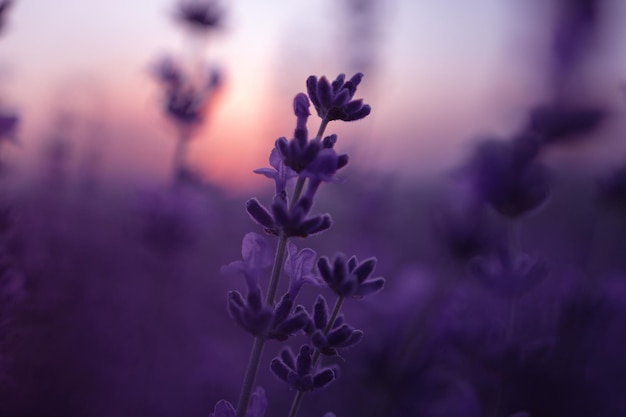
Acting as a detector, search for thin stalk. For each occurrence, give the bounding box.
[237,117,330,417]
[235,336,266,417]
[265,233,289,306]
[171,131,188,184]
[236,230,289,417]
[288,296,345,417]
[314,119,329,142]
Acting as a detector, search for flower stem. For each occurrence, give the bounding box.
[315,119,329,142]
[239,118,332,417]
[235,336,266,417]
[287,296,345,417]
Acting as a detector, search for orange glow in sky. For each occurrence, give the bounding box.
[1,0,626,194]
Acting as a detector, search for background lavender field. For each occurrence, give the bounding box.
[0,1,626,417]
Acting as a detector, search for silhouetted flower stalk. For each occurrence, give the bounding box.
[220,73,377,417]
[152,1,224,186]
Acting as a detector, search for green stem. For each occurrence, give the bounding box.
[288,296,345,417]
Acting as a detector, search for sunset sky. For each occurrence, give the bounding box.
[1,0,625,194]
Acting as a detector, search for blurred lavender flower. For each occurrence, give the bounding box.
[210,387,266,417]
[306,73,371,122]
[527,104,607,145]
[431,182,499,262]
[466,135,551,218]
[317,254,384,298]
[0,0,14,33]
[304,295,363,356]
[270,345,337,391]
[135,187,207,256]
[0,112,18,145]
[175,0,223,32]
[469,248,549,298]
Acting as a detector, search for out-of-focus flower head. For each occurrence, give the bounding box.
[306,73,371,122]
[470,248,549,298]
[210,387,266,417]
[152,56,184,91]
[0,0,14,34]
[465,135,551,218]
[317,254,384,299]
[430,181,500,262]
[0,112,19,145]
[527,104,607,145]
[174,0,223,32]
[135,187,207,257]
[270,344,337,391]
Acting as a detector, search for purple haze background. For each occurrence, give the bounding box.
[0,1,626,417]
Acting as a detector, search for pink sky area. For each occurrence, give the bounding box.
[1,0,625,194]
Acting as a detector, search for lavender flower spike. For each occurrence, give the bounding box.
[317,254,385,299]
[221,232,274,289]
[270,345,337,391]
[304,295,363,355]
[210,387,266,417]
[284,241,323,299]
[253,148,297,195]
[306,73,371,122]
[175,0,223,31]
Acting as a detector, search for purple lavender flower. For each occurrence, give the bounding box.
[224,237,310,339]
[245,194,332,238]
[227,288,309,341]
[175,0,223,32]
[306,73,371,122]
[270,345,337,391]
[304,295,363,356]
[253,148,297,195]
[317,254,384,298]
[227,292,307,341]
[284,241,323,299]
[267,293,310,341]
[275,94,323,173]
[210,387,266,417]
[221,232,274,289]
